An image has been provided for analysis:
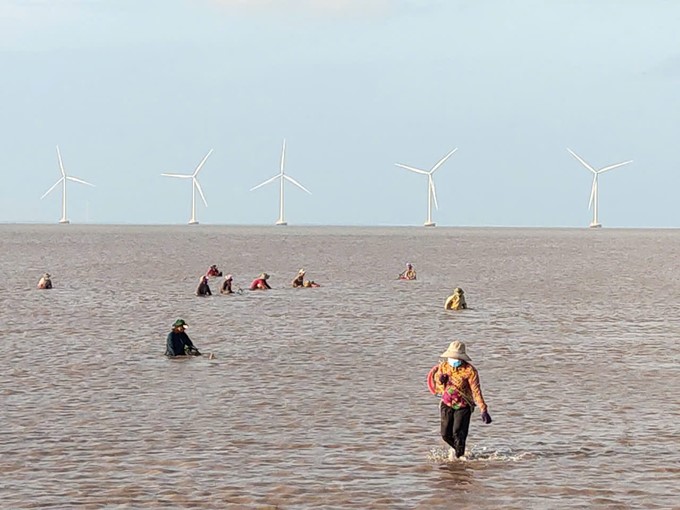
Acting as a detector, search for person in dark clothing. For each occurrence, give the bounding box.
[37,272,53,289]
[165,319,201,357]
[196,275,212,296]
[220,274,234,294]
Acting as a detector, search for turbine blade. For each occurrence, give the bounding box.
[430,176,439,210]
[284,174,312,194]
[193,149,214,177]
[598,160,633,174]
[66,176,95,187]
[395,163,428,175]
[430,148,458,174]
[56,146,65,177]
[161,173,192,178]
[250,174,279,191]
[588,176,597,210]
[41,178,63,199]
[280,139,286,175]
[567,148,597,174]
[194,179,208,207]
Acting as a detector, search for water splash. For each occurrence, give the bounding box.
[427,446,533,463]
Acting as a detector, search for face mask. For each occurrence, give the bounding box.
[448,358,462,368]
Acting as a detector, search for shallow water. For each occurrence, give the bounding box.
[1,225,679,509]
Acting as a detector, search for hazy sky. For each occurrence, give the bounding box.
[1,0,678,227]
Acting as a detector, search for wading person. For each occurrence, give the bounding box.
[206,264,222,278]
[292,269,305,288]
[249,273,271,291]
[37,272,53,289]
[196,275,212,296]
[165,319,201,357]
[220,274,234,294]
[444,287,467,310]
[398,263,417,280]
[428,340,492,460]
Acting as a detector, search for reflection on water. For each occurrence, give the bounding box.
[1,226,679,509]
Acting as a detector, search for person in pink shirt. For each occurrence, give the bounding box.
[249,273,272,290]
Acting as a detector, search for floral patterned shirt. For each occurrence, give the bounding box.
[430,361,488,412]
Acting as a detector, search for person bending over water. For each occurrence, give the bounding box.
[428,341,491,460]
[444,287,467,310]
[196,275,212,296]
[250,273,271,290]
[220,274,234,294]
[37,273,52,289]
[292,269,306,288]
[399,263,417,280]
[165,319,201,357]
[206,264,222,278]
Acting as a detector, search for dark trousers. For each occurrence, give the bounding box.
[440,404,472,458]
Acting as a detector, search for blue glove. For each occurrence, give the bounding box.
[481,411,492,424]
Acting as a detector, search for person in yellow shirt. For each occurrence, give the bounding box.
[398,263,417,280]
[444,287,467,310]
[428,341,492,460]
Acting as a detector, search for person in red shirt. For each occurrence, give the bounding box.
[428,341,492,460]
[206,264,222,278]
[249,273,272,290]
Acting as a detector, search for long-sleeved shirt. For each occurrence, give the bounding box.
[430,361,488,412]
[165,331,196,356]
[196,281,212,296]
[444,293,466,310]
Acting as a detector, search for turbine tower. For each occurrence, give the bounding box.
[41,146,95,224]
[395,147,458,227]
[161,149,213,225]
[250,139,311,226]
[567,148,632,228]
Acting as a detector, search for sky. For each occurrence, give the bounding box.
[0,0,678,227]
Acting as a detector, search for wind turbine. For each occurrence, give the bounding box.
[41,146,95,224]
[250,139,311,226]
[395,147,458,227]
[567,148,632,228]
[161,149,213,225]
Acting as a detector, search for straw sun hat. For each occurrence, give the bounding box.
[440,341,472,362]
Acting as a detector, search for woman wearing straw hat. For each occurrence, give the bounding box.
[249,273,272,291]
[292,269,306,288]
[428,340,492,460]
[444,287,467,310]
